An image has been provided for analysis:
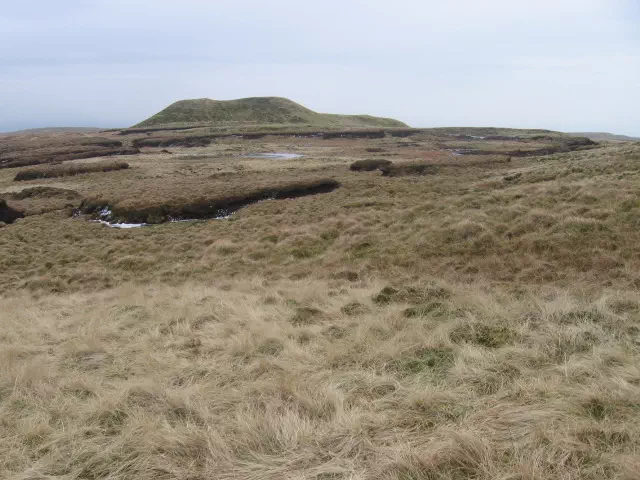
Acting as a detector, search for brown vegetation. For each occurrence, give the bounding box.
[2,278,640,479]
[14,161,130,181]
[350,158,393,171]
[1,187,82,216]
[80,177,340,223]
[380,163,439,176]
[3,128,640,479]
[0,134,138,169]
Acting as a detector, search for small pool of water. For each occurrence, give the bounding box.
[242,153,303,159]
[87,207,232,228]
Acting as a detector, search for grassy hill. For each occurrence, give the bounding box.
[135,96,408,129]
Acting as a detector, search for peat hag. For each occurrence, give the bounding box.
[350,159,393,171]
[380,164,439,177]
[14,161,130,181]
[0,199,24,224]
[80,178,340,225]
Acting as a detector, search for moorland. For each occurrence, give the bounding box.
[1,97,640,480]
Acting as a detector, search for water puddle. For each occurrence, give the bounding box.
[88,207,147,228]
[81,206,234,229]
[94,220,148,229]
[242,152,303,159]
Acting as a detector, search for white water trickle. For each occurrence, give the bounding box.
[243,153,303,159]
[98,207,112,218]
[94,220,147,228]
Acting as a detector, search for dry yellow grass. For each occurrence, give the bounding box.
[1,133,640,479]
[2,278,640,479]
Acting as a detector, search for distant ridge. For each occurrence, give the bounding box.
[135,97,408,128]
[569,132,640,143]
[0,127,104,136]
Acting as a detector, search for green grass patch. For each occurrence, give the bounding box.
[450,323,516,348]
[391,347,455,376]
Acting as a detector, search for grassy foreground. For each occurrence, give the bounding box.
[1,132,640,479]
[3,278,640,479]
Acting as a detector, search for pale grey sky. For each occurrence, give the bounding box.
[1,0,638,134]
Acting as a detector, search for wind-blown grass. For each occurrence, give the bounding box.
[2,278,639,479]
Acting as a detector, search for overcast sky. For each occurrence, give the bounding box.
[1,0,638,134]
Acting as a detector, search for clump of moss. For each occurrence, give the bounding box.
[391,347,455,376]
[373,285,450,305]
[290,307,324,326]
[341,301,369,316]
[323,325,348,339]
[450,322,516,348]
[372,286,400,305]
[403,302,445,318]
[256,338,284,356]
[583,397,616,421]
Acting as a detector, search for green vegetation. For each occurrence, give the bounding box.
[135,96,408,128]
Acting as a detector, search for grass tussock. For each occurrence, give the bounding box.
[14,161,130,181]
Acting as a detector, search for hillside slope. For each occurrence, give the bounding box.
[135,97,408,128]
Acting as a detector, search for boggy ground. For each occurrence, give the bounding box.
[1,131,640,479]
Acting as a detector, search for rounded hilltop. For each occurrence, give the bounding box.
[135,96,408,129]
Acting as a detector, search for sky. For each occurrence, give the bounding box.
[1,0,639,135]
